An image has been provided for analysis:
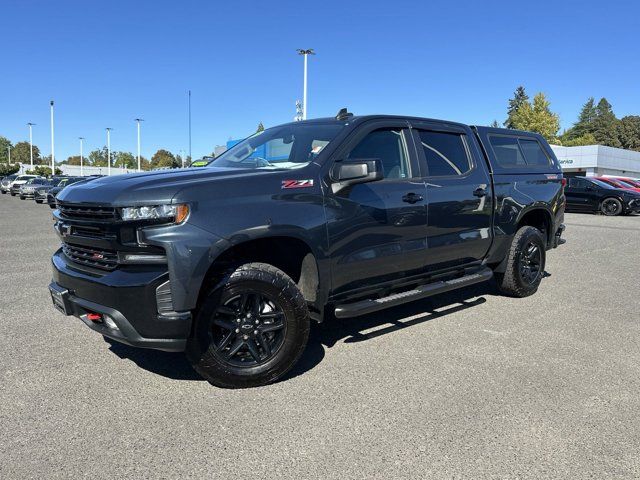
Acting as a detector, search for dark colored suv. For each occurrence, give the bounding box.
[49,112,566,388]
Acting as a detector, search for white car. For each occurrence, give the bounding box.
[8,175,40,196]
[0,174,19,194]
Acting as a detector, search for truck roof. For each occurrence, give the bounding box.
[283,115,545,140]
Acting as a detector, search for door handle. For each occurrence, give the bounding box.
[473,186,488,197]
[402,192,424,204]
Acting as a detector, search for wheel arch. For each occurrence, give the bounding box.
[197,230,324,320]
[516,206,554,246]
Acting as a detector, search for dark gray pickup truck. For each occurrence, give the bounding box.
[49,110,566,388]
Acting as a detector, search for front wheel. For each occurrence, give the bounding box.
[600,197,622,216]
[187,262,310,388]
[495,226,546,298]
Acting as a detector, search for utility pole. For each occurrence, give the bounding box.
[296,49,315,120]
[79,137,84,176]
[135,118,143,172]
[105,128,112,176]
[50,101,55,174]
[27,122,35,169]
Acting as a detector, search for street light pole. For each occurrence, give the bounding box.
[27,122,35,169]
[296,49,315,120]
[188,90,192,163]
[50,101,55,174]
[135,118,143,172]
[79,137,84,176]
[106,128,112,176]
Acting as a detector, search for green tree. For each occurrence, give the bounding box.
[150,149,178,169]
[0,136,13,164]
[564,97,596,140]
[504,86,529,129]
[617,115,640,151]
[10,141,42,165]
[0,163,20,176]
[511,92,560,143]
[114,151,136,169]
[591,98,621,147]
[65,155,82,165]
[489,120,500,128]
[256,122,265,133]
[26,165,62,176]
[88,147,108,167]
[561,133,597,147]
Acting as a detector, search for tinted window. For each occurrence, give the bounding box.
[568,177,589,188]
[418,131,470,176]
[519,139,551,166]
[489,136,526,167]
[348,129,410,179]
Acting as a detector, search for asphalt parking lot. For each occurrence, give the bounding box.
[1,195,639,479]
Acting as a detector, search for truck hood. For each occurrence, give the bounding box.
[56,167,272,206]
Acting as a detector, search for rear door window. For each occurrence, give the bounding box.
[519,139,551,166]
[488,136,526,168]
[417,130,471,177]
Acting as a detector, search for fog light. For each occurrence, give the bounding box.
[103,315,118,330]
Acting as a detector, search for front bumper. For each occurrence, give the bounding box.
[50,249,191,351]
[626,198,640,213]
[20,191,36,198]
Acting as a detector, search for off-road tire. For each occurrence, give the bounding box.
[186,262,310,389]
[495,226,546,298]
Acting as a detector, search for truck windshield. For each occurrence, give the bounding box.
[212,123,344,170]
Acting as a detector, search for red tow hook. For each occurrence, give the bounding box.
[86,313,103,322]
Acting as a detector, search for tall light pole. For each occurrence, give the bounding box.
[135,118,143,172]
[50,101,55,174]
[105,128,112,176]
[188,90,192,163]
[27,122,35,169]
[296,49,315,120]
[7,146,10,164]
[79,137,84,176]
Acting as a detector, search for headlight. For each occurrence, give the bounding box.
[119,204,189,223]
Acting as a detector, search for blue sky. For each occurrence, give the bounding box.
[1,0,639,161]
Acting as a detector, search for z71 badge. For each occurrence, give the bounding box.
[282,179,314,189]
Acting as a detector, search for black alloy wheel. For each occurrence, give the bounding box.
[210,291,286,367]
[187,262,310,388]
[518,241,542,285]
[601,198,622,216]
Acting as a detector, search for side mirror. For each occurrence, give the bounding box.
[332,158,383,193]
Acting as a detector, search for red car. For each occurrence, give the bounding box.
[596,177,640,193]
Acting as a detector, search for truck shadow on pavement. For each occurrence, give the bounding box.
[282,279,505,383]
[103,277,536,384]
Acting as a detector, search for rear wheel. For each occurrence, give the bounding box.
[495,226,546,298]
[186,262,310,388]
[600,197,622,216]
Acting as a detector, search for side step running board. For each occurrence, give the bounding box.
[334,266,493,319]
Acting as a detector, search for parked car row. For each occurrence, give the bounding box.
[564,176,640,216]
[0,174,101,207]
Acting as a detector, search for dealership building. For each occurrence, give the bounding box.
[551,144,640,178]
